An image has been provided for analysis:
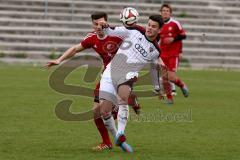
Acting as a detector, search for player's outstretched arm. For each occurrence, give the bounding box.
[44,44,85,69]
[98,21,128,39]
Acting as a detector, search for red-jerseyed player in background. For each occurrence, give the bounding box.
[159,4,189,104]
[45,12,140,151]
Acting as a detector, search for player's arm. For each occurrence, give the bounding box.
[172,23,186,42]
[163,33,186,44]
[45,44,85,69]
[174,31,186,42]
[98,21,129,39]
[163,23,186,44]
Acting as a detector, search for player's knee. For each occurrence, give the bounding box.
[162,75,168,81]
[118,85,131,103]
[99,100,112,117]
[100,108,109,118]
[119,95,129,104]
[168,73,176,81]
[93,107,101,119]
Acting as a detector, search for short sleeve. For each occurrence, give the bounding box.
[80,33,94,49]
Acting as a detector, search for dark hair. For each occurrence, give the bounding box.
[149,15,164,28]
[91,12,108,21]
[160,4,173,13]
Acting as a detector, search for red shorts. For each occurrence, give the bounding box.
[161,56,179,72]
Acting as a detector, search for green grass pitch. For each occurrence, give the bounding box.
[0,63,240,160]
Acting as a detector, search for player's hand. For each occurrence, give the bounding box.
[44,59,61,69]
[98,20,108,28]
[163,37,174,44]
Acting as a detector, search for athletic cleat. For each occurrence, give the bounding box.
[92,143,112,151]
[159,93,165,100]
[120,142,133,153]
[128,93,141,115]
[181,85,189,97]
[115,133,126,146]
[153,89,160,95]
[115,133,133,153]
[171,90,177,96]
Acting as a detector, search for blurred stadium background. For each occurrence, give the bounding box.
[0,0,240,68]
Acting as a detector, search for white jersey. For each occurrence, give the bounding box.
[102,25,161,85]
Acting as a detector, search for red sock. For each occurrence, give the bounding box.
[112,110,118,120]
[173,78,184,88]
[128,93,136,106]
[162,78,173,100]
[94,117,112,145]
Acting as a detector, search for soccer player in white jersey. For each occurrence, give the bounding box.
[98,15,165,152]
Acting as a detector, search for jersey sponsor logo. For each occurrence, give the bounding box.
[135,44,147,57]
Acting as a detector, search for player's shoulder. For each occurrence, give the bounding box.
[169,18,182,29]
[83,32,97,40]
[106,35,123,41]
[126,25,146,34]
[153,40,161,53]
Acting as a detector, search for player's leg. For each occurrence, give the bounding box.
[100,99,132,152]
[99,77,119,138]
[168,71,189,97]
[92,83,113,151]
[162,71,174,104]
[167,57,189,97]
[115,84,133,153]
[150,62,161,94]
[99,78,133,153]
[128,92,141,115]
[92,102,113,151]
[117,84,131,137]
[100,99,118,139]
[161,57,174,104]
[171,82,177,96]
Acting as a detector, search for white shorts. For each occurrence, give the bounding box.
[99,77,118,106]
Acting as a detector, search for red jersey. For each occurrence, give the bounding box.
[159,18,186,58]
[81,32,122,68]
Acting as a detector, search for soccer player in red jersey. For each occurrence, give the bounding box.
[159,4,189,104]
[45,12,140,151]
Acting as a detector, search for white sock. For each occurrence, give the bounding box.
[159,77,163,90]
[102,115,117,138]
[171,82,176,91]
[117,104,129,134]
[150,63,160,90]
